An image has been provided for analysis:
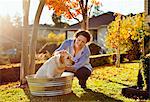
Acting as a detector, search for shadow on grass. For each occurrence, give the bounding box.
[23,86,122,102]
[79,89,122,102]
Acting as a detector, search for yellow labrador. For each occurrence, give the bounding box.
[34,50,75,78]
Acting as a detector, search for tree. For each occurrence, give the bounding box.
[52,13,61,26]
[52,12,69,28]
[12,14,22,28]
[106,13,145,67]
[45,0,102,30]
[0,15,21,47]
[0,16,14,36]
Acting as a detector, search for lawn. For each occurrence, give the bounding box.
[0,62,149,102]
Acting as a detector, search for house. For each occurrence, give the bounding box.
[65,12,115,50]
[28,24,68,37]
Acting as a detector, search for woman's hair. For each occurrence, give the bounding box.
[74,30,92,43]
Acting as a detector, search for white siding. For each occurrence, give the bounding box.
[66,31,75,39]
[97,26,107,50]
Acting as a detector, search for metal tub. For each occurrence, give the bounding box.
[26,72,74,96]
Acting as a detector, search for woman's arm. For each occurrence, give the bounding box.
[55,40,69,51]
[54,40,71,55]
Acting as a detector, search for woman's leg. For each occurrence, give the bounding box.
[75,67,91,88]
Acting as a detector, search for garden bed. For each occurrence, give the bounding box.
[0,63,43,84]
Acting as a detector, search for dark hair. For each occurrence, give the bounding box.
[75,30,92,43]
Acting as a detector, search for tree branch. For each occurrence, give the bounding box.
[88,5,93,17]
[65,3,80,23]
[79,0,84,15]
[68,11,80,23]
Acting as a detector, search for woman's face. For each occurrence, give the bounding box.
[75,35,87,49]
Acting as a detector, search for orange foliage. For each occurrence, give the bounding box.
[45,0,101,19]
[91,0,101,5]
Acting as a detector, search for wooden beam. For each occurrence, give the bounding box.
[29,0,45,74]
[20,0,30,85]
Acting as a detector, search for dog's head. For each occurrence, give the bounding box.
[54,50,75,66]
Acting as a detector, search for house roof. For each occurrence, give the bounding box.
[28,24,68,30]
[67,12,115,30]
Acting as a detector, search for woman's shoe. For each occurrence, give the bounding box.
[81,85,87,89]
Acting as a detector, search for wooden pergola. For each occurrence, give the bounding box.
[21,0,45,84]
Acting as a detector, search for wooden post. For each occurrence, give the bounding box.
[29,0,45,74]
[20,0,30,85]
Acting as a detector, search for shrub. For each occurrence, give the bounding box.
[47,32,65,43]
[90,54,113,67]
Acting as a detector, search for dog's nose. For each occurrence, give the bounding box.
[72,61,75,65]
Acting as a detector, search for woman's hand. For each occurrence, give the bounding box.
[53,50,66,55]
[65,66,76,73]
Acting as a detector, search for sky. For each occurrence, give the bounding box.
[0,0,144,25]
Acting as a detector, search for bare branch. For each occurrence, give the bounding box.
[79,0,85,16]
[80,0,84,7]
[84,0,88,15]
[85,0,88,9]
[88,5,93,17]
[67,9,80,23]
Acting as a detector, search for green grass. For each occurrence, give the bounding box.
[0,62,150,102]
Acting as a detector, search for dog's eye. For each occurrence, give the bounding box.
[67,57,70,59]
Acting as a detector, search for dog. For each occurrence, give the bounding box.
[34,50,75,78]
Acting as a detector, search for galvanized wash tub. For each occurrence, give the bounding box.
[26,72,74,96]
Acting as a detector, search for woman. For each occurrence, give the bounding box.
[54,30,92,89]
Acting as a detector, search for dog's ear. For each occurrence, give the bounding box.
[53,51,59,56]
[59,54,64,64]
[52,53,54,56]
[53,50,63,56]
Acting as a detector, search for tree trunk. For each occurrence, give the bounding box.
[81,14,89,30]
[116,21,121,67]
[20,0,30,85]
[115,47,120,67]
[29,0,45,74]
[80,0,89,30]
